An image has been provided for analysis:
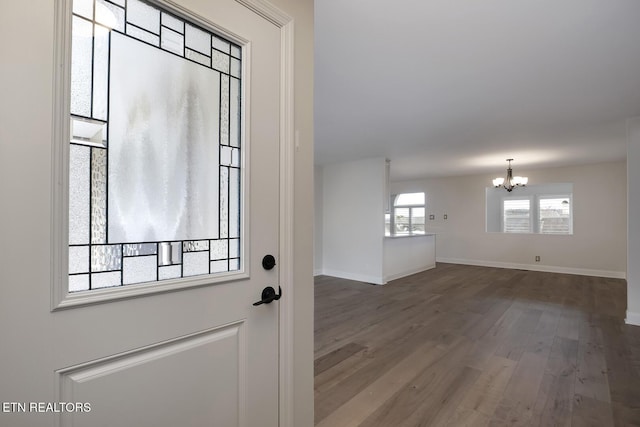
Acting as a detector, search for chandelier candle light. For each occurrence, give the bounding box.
[493,159,528,192]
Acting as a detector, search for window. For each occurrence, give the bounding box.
[539,197,572,234]
[486,183,573,235]
[67,0,243,292]
[503,199,531,233]
[386,192,425,236]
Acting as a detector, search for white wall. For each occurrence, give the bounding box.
[627,118,640,325]
[384,235,436,282]
[391,161,627,278]
[321,158,387,284]
[314,166,324,275]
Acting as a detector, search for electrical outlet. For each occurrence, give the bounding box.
[429,214,435,220]
[535,255,540,262]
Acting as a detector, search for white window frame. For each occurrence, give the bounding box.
[499,194,573,235]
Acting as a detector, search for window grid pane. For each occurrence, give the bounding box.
[539,197,571,234]
[504,199,531,233]
[394,192,425,207]
[394,207,411,235]
[411,207,425,234]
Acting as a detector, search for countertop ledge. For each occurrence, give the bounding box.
[385,233,436,239]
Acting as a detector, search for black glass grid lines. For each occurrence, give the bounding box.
[68,0,242,292]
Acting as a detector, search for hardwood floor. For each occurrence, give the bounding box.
[314,263,640,426]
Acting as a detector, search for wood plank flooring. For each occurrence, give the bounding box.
[314,263,640,426]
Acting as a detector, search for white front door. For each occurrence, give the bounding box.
[0,0,287,426]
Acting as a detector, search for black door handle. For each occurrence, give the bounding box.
[253,286,282,306]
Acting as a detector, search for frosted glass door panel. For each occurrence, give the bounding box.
[68,0,243,291]
[108,33,220,244]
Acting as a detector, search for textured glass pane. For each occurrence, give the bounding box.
[92,271,121,289]
[161,26,184,55]
[69,245,90,274]
[230,58,241,78]
[96,0,125,32]
[229,239,239,258]
[183,240,209,252]
[230,44,241,59]
[161,12,183,34]
[220,75,229,146]
[73,0,93,19]
[69,145,90,245]
[221,146,232,166]
[211,50,229,74]
[211,260,228,273]
[158,242,171,266]
[220,167,229,238]
[158,242,182,266]
[183,252,209,277]
[211,71,221,146]
[91,245,122,272]
[229,167,240,238]
[123,255,157,284]
[71,117,106,147]
[212,35,230,54]
[110,0,125,7]
[71,16,93,116]
[229,258,239,271]
[91,148,107,244]
[92,26,110,121]
[210,239,228,260]
[127,0,160,34]
[171,242,183,263]
[109,33,220,243]
[159,265,181,280]
[126,24,160,46]
[69,274,90,292]
[231,149,240,167]
[230,79,240,148]
[123,243,157,256]
[185,49,210,67]
[185,24,210,55]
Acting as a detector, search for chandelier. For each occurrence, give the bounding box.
[492,159,528,192]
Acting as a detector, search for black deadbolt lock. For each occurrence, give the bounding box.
[262,254,276,270]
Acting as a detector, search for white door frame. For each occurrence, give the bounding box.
[50,0,295,424]
[236,2,297,425]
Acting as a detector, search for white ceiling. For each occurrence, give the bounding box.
[314,0,640,181]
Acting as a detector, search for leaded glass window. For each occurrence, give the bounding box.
[68,0,242,292]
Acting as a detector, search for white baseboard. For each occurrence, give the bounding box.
[319,268,385,285]
[384,264,436,283]
[313,269,323,276]
[436,257,626,279]
[626,311,640,327]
